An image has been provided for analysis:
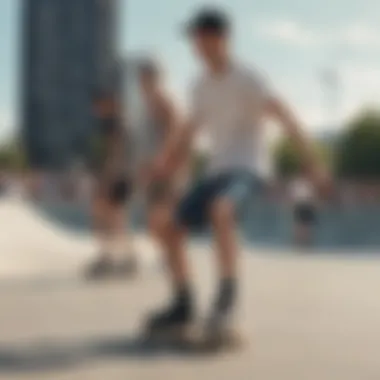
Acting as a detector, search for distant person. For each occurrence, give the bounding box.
[77,171,93,203]
[135,59,188,264]
[145,7,330,337]
[289,176,317,248]
[24,170,42,201]
[85,89,136,279]
[9,172,27,199]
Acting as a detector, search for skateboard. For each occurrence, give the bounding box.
[142,322,245,353]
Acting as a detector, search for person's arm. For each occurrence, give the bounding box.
[102,125,125,180]
[154,82,203,177]
[155,116,199,178]
[155,92,181,150]
[265,96,330,193]
[244,69,326,181]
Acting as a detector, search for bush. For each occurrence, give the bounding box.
[336,110,380,180]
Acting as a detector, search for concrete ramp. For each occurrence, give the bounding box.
[0,245,380,379]
[0,198,156,279]
[1,197,380,380]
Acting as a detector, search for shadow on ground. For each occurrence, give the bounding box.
[0,334,212,375]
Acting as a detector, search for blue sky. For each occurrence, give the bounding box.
[124,0,380,132]
[0,0,20,141]
[1,0,380,141]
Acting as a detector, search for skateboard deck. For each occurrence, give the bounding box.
[142,323,245,353]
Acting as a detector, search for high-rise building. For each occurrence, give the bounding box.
[21,0,118,170]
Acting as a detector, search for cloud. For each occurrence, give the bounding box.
[255,19,380,49]
[339,64,380,117]
[341,64,380,89]
[273,62,380,132]
[338,24,380,47]
[256,20,321,47]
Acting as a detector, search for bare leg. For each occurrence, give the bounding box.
[209,197,239,319]
[294,223,313,248]
[107,203,127,258]
[210,198,239,279]
[84,194,116,278]
[145,202,193,331]
[92,196,114,258]
[107,204,138,276]
[148,202,189,285]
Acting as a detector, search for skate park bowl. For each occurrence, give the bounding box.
[32,195,380,251]
[2,194,380,380]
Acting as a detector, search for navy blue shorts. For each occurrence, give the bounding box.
[176,171,264,230]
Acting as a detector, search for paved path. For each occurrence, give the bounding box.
[1,198,380,380]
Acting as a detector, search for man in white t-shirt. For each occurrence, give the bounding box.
[146,7,330,334]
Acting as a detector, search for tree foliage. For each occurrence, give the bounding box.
[336,110,380,180]
[274,137,330,178]
[0,138,28,171]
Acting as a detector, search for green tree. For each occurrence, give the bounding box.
[274,137,330,178]
[0,138,28,171]
[336,110,380,180]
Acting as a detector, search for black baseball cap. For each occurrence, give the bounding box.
[184,7,231,36]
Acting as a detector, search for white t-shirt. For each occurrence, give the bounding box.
[289,178,314,204]
[190,62,272,178]
[132,96,165,167]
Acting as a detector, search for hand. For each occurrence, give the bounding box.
[151,154,171,180]
[138,164,154,189]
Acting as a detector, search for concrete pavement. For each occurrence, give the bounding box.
[1,198,380,380]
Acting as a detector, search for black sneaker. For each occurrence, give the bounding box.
[206,306,234,334]
[146,300,193,336]
[205,280,237,338]
[114,256,138,278]
[84,255,113,280]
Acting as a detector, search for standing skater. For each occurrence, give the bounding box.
[85,88,136,279]
[146,6,330,337]
[134,58,188,260]
[290,175,318,248]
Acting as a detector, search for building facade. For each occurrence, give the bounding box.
[21,0,118,170]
